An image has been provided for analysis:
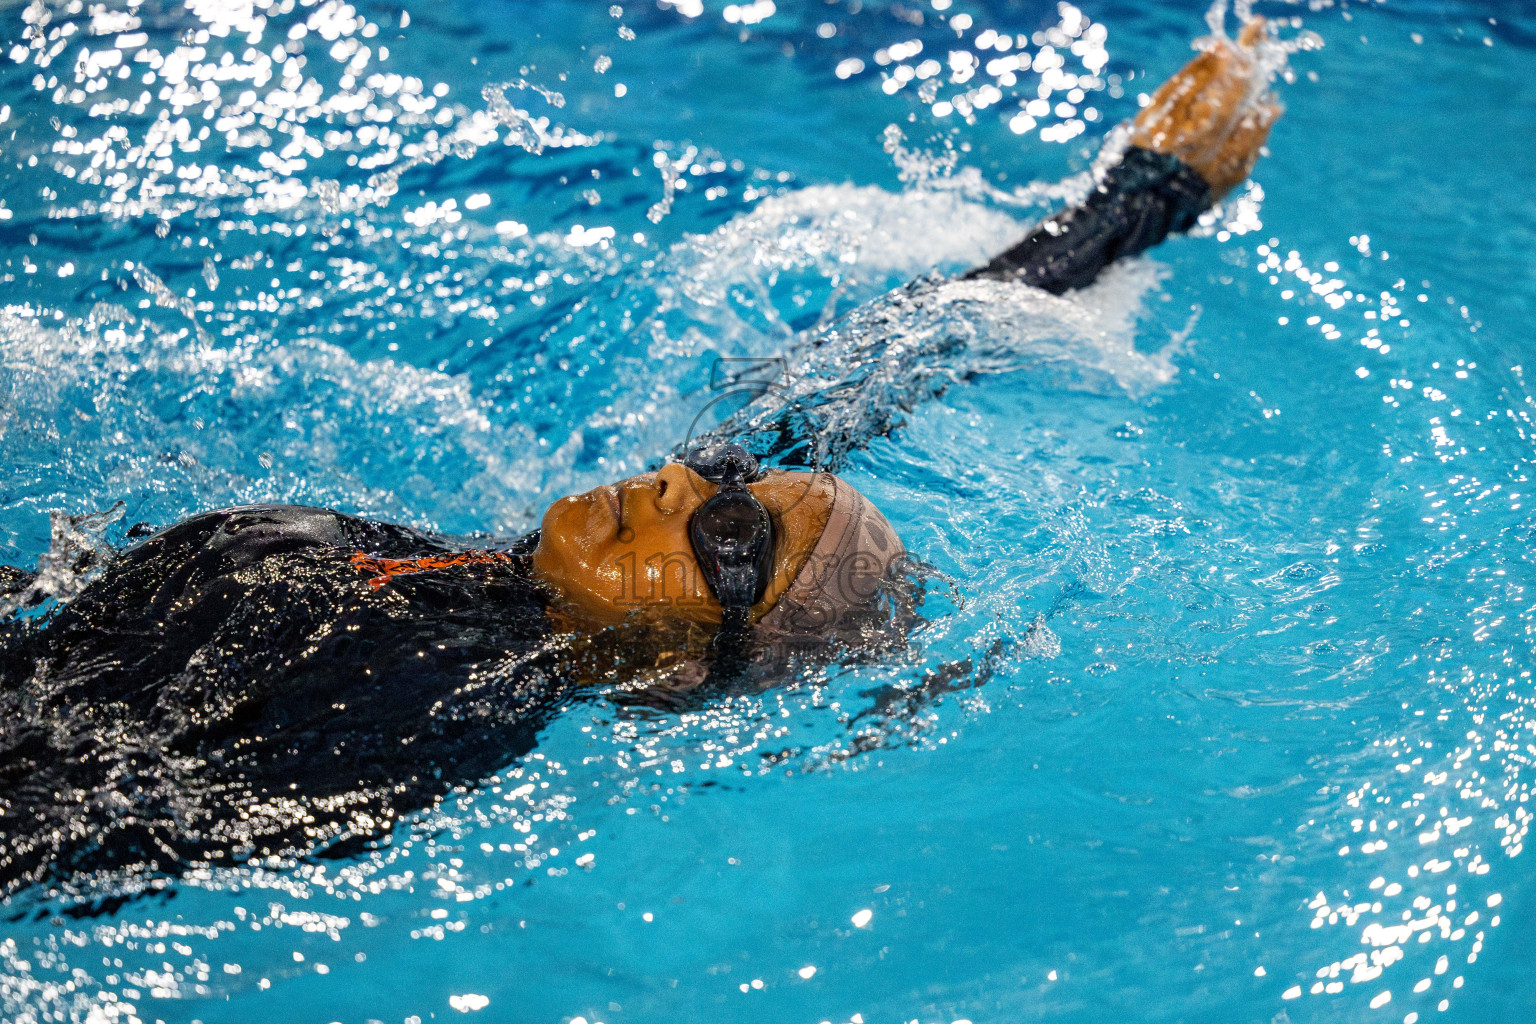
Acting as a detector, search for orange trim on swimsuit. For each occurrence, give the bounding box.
[350,549,516,589]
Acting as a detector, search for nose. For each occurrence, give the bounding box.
[652,463,710,516]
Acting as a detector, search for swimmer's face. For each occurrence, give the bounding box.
[532,465,835,626]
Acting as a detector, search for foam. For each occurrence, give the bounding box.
[0,301,544,553]
[488,170,1186,492]
[704,259,1176,471]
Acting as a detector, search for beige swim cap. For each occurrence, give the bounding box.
[756,475,906,640]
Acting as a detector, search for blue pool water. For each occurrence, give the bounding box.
[3,0,1536,1021]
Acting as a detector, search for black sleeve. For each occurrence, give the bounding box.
[964,147,1212,294]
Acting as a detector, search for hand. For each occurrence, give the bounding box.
[1130,18,1282,200]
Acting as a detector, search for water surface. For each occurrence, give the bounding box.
[2,0,1535,1022]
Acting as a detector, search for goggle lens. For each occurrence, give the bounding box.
[682,444,774,614]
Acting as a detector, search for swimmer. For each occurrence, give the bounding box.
[0,18,1284,893]
[536,16,1281,634]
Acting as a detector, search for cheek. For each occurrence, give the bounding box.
[614,523,711,606]
[627,520,694,570]
[535,502,719,621]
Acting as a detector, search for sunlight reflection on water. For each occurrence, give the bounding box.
[2,0,1535,1021]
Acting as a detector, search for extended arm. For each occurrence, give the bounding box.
[702,21,1286,471]
[967,18,1280,293]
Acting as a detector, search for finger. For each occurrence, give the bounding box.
[1237,17,1267,51]
[1132,52,1222,150]
[1205,104,1279,198]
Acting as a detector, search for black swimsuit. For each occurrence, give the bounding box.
[0,505,560,890]
[0,149,1215,896]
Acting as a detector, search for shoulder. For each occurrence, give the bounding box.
[124,504,445,571]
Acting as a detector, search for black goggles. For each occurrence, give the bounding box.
[681,443,774,627]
